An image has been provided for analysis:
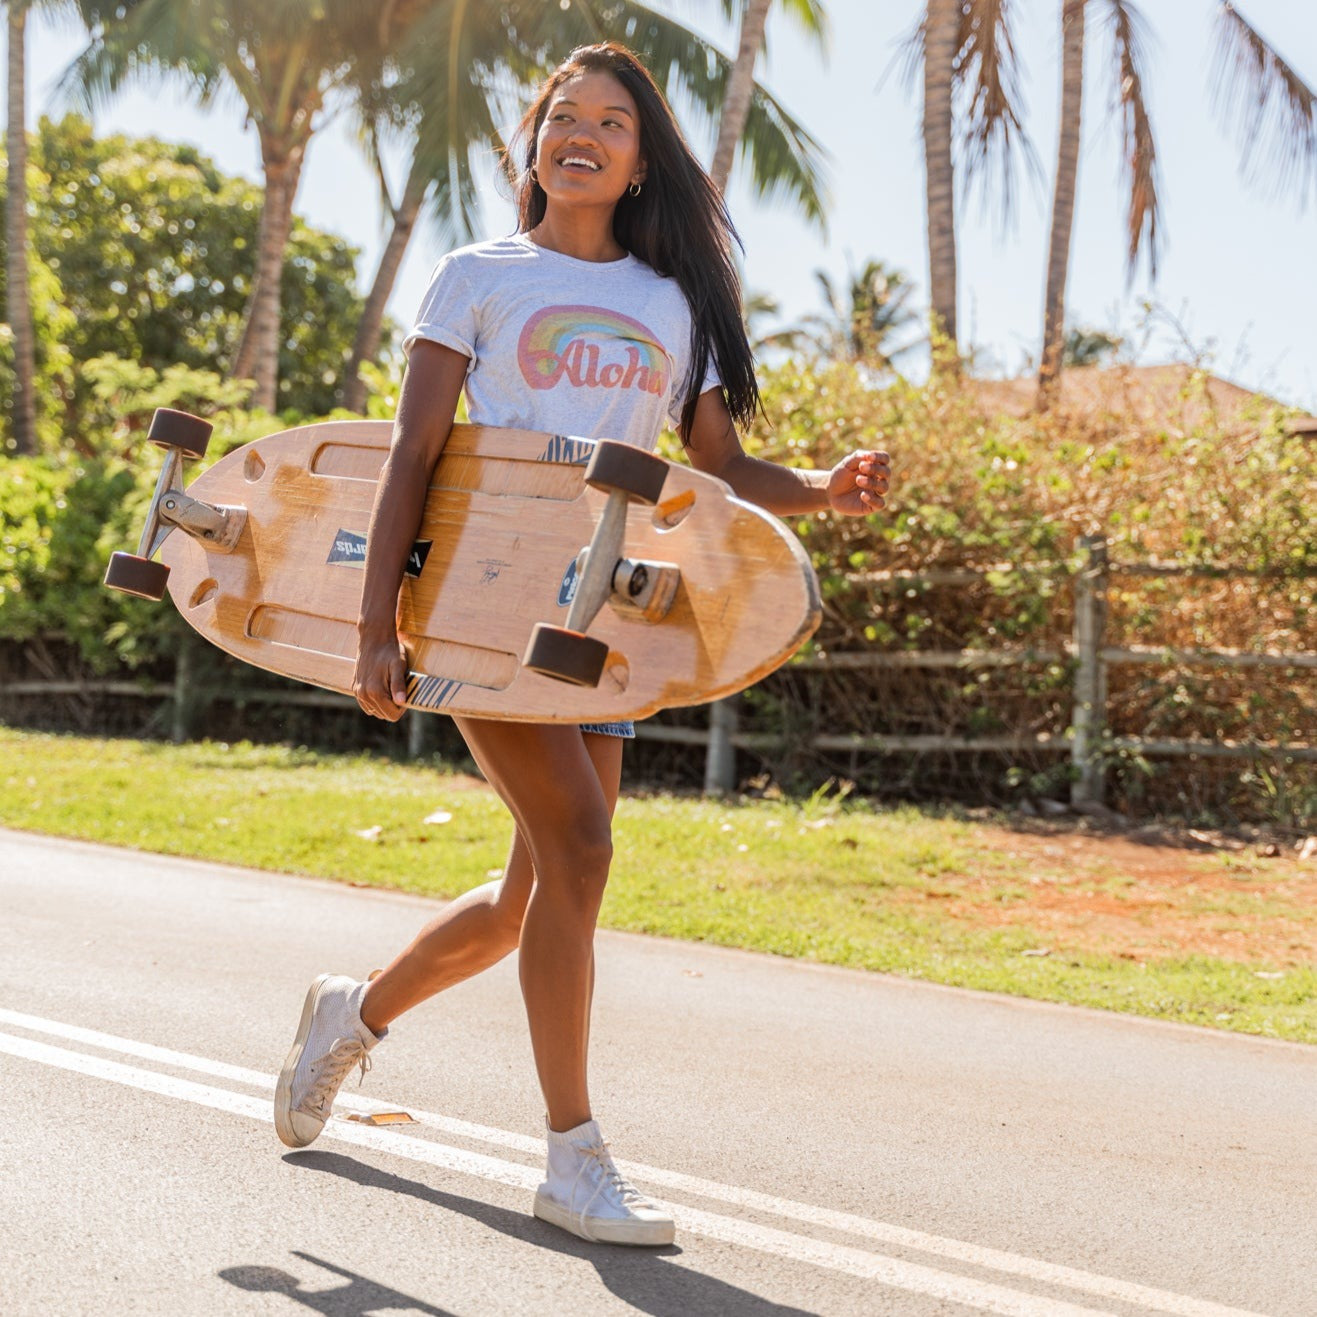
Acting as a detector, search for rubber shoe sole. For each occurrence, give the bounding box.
[532,1188,675,1246]
[274,973,333,1149]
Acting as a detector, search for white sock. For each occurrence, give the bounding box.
[545,1117,601,1177]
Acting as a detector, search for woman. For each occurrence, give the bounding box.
[274,42,889,1248]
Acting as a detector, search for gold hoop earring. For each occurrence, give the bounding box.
[530,166,539,185]
[628,180,642,198]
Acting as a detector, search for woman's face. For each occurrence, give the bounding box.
[533,70,646,211]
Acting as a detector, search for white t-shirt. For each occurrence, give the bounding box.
[404,234,719,450]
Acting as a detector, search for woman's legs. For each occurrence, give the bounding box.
[358,724,623,1131]
[277,722,664,1238]
[358,832,530,1035]
[451,720,623,1133]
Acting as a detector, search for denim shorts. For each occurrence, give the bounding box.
[579,721,635,739]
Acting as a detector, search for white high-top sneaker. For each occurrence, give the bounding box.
[533,1118,675,1246]
[274,974,384,1148]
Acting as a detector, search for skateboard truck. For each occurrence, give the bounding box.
[103,408,247,601]
[523,440,679,686]
[573,551,682,625]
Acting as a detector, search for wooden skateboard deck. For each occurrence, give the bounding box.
[154,419,821,722]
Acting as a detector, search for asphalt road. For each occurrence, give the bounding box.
[1,827,1313,1316]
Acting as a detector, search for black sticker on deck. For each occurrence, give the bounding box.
[407,673,463,711]
[328,530,431,578]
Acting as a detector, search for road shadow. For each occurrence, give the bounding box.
[278,1149,820,1316]
[219,1253,455,1315]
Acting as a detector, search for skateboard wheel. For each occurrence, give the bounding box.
[148,408,213,459]
[584,440,667,505]
[104,551,170,601]
[523,623,610,687]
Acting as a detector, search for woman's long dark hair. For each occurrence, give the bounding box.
[506,42,759,437]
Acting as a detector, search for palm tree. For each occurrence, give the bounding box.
[339,1,517,413]
[5,0,40,453]
[1036,1,1085,402]
[1036,1,1314,404]
[65,0,425,413]
[6,3,139,455]
[921,0,960,355]
[741,288,805,354]
[743,260,920,369]
[1038,1,1157,404]
[340,0,832,412]
[708,0,827,194]
[1063,327,1121,368]
[908,1,1033,364]
[806,259,920,369]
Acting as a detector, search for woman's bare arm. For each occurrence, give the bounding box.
[680,387,889,517]
[354,341,470,720]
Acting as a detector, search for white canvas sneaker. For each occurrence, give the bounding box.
[274,974,384,1148]
[533,1119,675,1246]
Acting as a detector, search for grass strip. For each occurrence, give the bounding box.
[2,729,1313,1044]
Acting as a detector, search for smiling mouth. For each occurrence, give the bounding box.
[558,155,602,172]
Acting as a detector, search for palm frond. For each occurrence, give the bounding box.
[1104,0,1160,280]
[955,0,1039,228]
[364,117,399,224]
[56,0,226,115]
[736,84,830,225]
[704,0,828,47]
[772,0,829,48]
[58,0,375,127]
[1211,2,1316,207]
[348,0,532,249]
[887,8,926,98]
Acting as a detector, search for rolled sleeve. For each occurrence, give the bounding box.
[403,254,479,368]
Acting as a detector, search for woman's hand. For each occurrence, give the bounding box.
[353,630,409,722]
[827,449,891,517]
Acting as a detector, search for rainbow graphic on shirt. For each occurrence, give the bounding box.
[517,305,670,397]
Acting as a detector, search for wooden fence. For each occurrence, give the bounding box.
[690,536,1317,800]
[4,538,1314,804]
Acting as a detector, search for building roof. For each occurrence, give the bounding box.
[970,363,1314,435]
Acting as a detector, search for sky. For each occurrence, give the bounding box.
[15,0,1317,410]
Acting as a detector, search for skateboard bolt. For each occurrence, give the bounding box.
[628,564,648,598]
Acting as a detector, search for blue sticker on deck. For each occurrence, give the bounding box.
[538,435,593,466]
[558,559,580,607]
[328,530,431,578]
[327,530,368,567]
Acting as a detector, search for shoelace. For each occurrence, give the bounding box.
[299,1036,371,1120]
[571,1141,651,1241]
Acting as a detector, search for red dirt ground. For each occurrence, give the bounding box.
[923,822,1317,966]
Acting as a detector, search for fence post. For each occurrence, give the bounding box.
[171,634,195,744]
[407,709,431,760]
[704,697,738,795]
[1071,534,1109,806]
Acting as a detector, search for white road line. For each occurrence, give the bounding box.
[0,1011,1267,1317]
[1,1028,1113,1317]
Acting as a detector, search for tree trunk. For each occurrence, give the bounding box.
[6,4,38,455]
[229,138,306,413]
[342,156,430,414]
[709,0,773,193]
[922,0,960,358]
[1038,0,1086,408]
